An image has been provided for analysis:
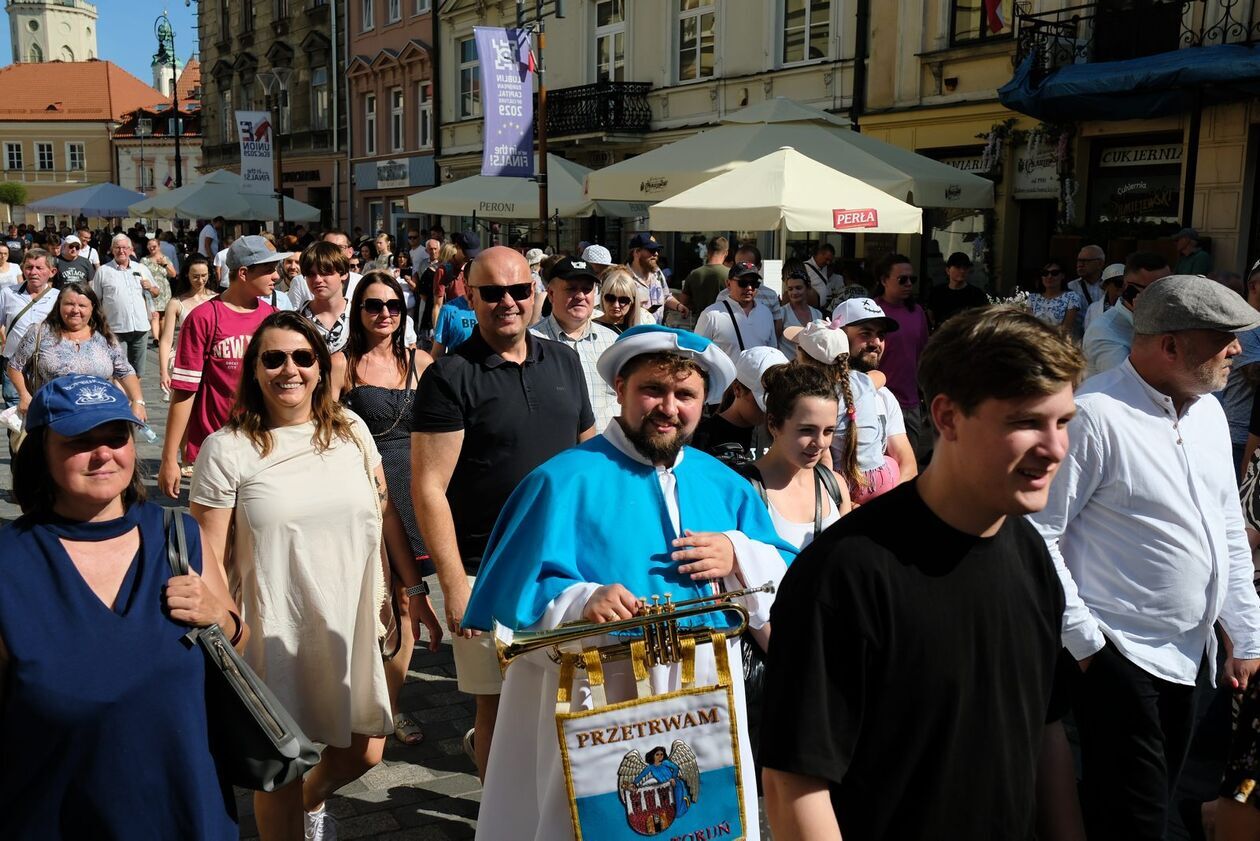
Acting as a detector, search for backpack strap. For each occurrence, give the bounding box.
[734,462,769,507]
[813,464,844,536]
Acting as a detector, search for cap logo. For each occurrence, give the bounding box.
[832,209,879,230]
[573,260,588,269]
[861,299,882,315]
[74,383,117,406]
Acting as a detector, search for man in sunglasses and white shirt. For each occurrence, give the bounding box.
[695,262,778,365]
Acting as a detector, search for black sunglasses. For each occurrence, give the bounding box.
[734,277,762,289]
[1041,269,1064,276]
[363,297,404,315]
[473,282,533,303]
[260,349,318,370]
[896,274,917,285]
[604,294,633,306]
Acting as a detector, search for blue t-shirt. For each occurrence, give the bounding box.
[434,295,478,351]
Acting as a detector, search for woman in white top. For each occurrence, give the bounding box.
[159,256,217,402]
[190,311,403,841]
[778,264,823,357]
[744,361,850,552]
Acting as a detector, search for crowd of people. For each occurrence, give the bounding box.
[5,213,1260,841]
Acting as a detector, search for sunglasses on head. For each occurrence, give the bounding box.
[734,277,762,289]
[473,282,533,303]
[604,293,633,306]
[260,349,318,370]
[363,297,404,315]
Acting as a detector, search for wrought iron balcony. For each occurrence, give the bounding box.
[1015,0,1260,79]
[541,80,652,138]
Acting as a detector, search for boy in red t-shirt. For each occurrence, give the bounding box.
[158,235,289,497]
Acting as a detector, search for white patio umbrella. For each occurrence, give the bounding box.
[129,169,321,222]
[27,183,148,218]
[649,148,923,235]
[584,97,994,209]
[407,154,606,219]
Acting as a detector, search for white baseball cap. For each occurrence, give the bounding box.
[784,319,850,364]
[581,244,613,266]
[735,347,789,411]
[830,296,900,332]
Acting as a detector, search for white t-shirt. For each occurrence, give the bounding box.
[0,263,20,291]
[877,386,906,437]
[214,247,230,288]
[694,299,777,364]
[199,223,220,257]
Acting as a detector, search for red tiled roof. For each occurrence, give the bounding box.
[176,58,201,104]
[0,59,166,122]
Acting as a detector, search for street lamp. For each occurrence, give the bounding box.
[136,117,152,193]
[257,68,292,233]
[155,13,182,189]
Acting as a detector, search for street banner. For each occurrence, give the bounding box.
[236,110,275,195]
[476,26,534,178]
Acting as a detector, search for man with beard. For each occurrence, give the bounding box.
[1032,274,1260,840]
[411,246,595,781]
[832,297,918,487]
[462,324,795,841]
[628,232,688,323]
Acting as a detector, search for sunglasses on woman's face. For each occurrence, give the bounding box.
[604,294,633,307]
[260,349,318,370]
[349,261,361,270]
[473,282,533,303]
[896,274,917,286]
[1041,269,1064,277]
[362,297,404,315]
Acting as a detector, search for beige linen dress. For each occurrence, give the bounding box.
[190,412,392,746]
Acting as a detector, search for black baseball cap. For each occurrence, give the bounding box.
[547,257,600,283]
[728,261,762,280]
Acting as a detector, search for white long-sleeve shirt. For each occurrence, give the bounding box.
[1030,360,1260,685]
[1082,301,1134,378]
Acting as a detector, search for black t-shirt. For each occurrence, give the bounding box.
[54,256,94,286]
[411,330,594,572]
[759,480,1066,840]
[691,413,753,459]
[927,283,988,325]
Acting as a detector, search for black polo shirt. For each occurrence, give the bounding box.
[412,329,594,573]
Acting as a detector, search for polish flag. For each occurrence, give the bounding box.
[985,0,1008,34]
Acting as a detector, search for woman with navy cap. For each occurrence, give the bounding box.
[0,375,241,839]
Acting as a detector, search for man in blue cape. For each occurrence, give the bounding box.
[464,324,796,841]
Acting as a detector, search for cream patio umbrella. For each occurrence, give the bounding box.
[128,169,322,222]
[649,147,923,235]
[408,154,609,218]
[584,98,994,209]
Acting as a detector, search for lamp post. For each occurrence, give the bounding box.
[155,13,182,189]
[257,68,292,233]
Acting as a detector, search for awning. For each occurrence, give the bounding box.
[999,44,1260,123]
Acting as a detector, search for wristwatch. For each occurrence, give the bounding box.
[404,582,429,597]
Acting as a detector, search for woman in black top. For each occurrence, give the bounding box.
[336,270,443,746]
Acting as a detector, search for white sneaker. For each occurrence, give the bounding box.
[304,804,337,841]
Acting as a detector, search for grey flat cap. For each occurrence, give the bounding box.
[1133,274,1260,334]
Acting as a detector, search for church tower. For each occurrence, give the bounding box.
[6,0,99,64]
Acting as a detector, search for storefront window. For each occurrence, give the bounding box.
[1088,137,1182,227]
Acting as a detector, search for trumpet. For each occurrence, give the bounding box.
[492,581,776,674]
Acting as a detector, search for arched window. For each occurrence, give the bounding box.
[60,45,74,61]
[28,43,43,62]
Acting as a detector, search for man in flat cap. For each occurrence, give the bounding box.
[462,324,795,841]
[1032,274,1260,840]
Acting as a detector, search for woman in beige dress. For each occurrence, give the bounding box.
[190,311,400,841]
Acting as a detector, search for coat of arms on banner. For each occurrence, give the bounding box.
[616,741,700,835]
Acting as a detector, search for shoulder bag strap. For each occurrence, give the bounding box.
[813,464,843,537]
[164,506,191,576]
[736,463,769,507]
[721,300,746,352]
[6,288,46,334]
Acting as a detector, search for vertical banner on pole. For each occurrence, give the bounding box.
[236,110,275,195]
[476,26,535,178]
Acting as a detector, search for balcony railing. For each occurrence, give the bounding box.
[1015,0,1260,79]
[541,80,652,138]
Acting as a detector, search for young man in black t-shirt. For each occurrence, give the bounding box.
[761,306,1086,840]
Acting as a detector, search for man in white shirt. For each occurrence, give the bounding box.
[0,249,58,408]
[199,216,223,257]
[802,241,835,308]
[695,262,777,366]
[529,256,619,430]
[717,244,785,340]
[1068,244,1106,328]
[93,233,158,378]
[1081,262,1125,334]
[213,236,234,289]
[1083,251,1170,377]
[628,232,688,323]
[76,227,101,268]
[1032,274,1260,841]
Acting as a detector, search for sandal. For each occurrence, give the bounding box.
[393,713,424,745]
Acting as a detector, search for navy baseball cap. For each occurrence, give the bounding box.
[25,375,144,436]
[629,232,662,251]
[454,230,483,258]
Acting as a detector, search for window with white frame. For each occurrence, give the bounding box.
[311,66,330,130]
[220,89,233,141]
[677,0,715,82]
[361,0,374,30]
[4,142,21,171]
[413,0,430,13]
[595,0,626,82]
[458,36,481,118]
[66,143,85,171]
[364,93,377,155]
[388,0,400,22]
[390,87,405,151]
[782,0,831,63]
[141,165,155,190]
[35,142,53,171]
[417,84,432,148]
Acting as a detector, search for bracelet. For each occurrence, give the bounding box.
[404,582,429,597]
[227,610,243,645]
[130,399,146,406]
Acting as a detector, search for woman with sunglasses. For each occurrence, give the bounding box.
[190,312,402,840]
[0,375,242,839]
[594,266,648,334]
[337,271,444,748]
[779,262,824,357]
[1029,260,1083,335]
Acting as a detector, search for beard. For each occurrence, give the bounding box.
[618,414,692,465]
[849,348,881,372]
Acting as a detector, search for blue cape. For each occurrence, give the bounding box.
[463,435,797,631]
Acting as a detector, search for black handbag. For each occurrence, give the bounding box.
[164,508,320,791]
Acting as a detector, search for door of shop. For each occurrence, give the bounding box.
[1017,200,1058,291]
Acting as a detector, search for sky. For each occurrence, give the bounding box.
[1,0,201,86]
